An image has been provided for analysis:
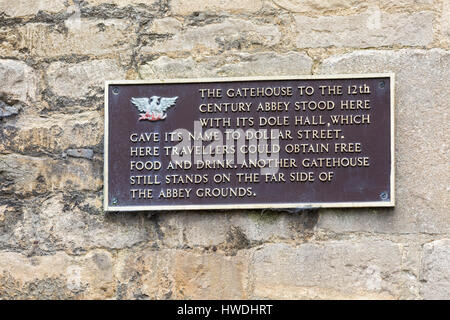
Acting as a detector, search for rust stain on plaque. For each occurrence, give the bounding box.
[104,75,394,211]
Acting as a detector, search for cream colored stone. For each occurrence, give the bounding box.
[251,240,418,299]
[0,59,37,103]
[28,194,151,252]
[172,250,249,299]
[170,0,263,15]
[420,239,450,299]
[442,0,450,46]
[139,52,312,79]
[295,10,433,48]
[116,249,176,299]
[139,56,221,79]
[142,18,281,54]
[2,20,135,58]
[86,0,158,6]
[46,60,126,98]
[217,52,313,76]
[0,250,116,299]
[149,17,183,34]
[0,0,66,17]
[317,49,450,234]
[0,112,103,154]
[274,0,362,13]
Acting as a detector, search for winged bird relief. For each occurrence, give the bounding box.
[131,96,178,121]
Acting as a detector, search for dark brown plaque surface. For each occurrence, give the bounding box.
[104,75,394,211]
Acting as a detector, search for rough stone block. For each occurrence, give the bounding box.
[46,60,126,99]
[139,52,312,79]
[420,239,450,299]
[0,0,66,17]
[317,49,450,234]
[0,250,116,299]
[1,20,136,58]
[251,240,417,299]
[149,17,182,34]
[141,18,281,55]
[0,154,102,196]
[295,10,433,48]
[0,60,37,104]
[23,194,153,253]
[170,0,264,15]
[0,112,103,155]
[172,250,249,299]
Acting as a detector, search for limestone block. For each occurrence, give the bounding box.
[139,52,312,79]
[141,18,281,55]
[0,112,103,154]
[170,0,264,15]
[295,10,433,48]
[0,250,116,299]
[0,154,102,196]
[1,20,136,58]
[420,239,450,299]
[251,240,417,299]
[317,49,450,234]
[0,0,66,17]
[0,60,37,104]
[46,60,126,98]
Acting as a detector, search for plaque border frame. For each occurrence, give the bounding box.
[104,73,395,212]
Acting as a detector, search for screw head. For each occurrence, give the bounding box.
[379,81,385,89]
[111,197,118,205]
[112,87,120,95]
[380,192,389,200]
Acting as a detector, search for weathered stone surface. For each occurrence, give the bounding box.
[117,248,249,299]
[26,194,153,253]
[152,212,229,248]
[0,112,103,155]
[0,60,37,104]
[274,0,362,13]
[442,0,450,46]
[216,52,313,76]
[0,154,102,196]
[46,60,126,99]
[149,17,182,34]
[172,250,249,299]
[66,148,94,160]
[139,56,222,79]
[0,101,20,119]
[295,10,433,48]
[251,240,418,299]
[420,239,450,299]
[170,0,264,15]
[0,0,448,301]
[141,18,281,55]
[116,249,175,299]
[1,20,136,58]
[86,0,159,6]
[0,250,116,299]
[0,0,66,17]
[139,52,312,79]
[317,49,450,234]
[274,0,433,13]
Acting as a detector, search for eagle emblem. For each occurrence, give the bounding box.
[131,96,178,121]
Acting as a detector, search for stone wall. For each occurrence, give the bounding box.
[0,0,448,299]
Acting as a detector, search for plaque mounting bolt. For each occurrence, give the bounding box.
[380,192,389,200]
[379,81,385,89]
[112,87,120,95]
[111,197,118,205]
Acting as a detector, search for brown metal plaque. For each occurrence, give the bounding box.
[104,74,394,211]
